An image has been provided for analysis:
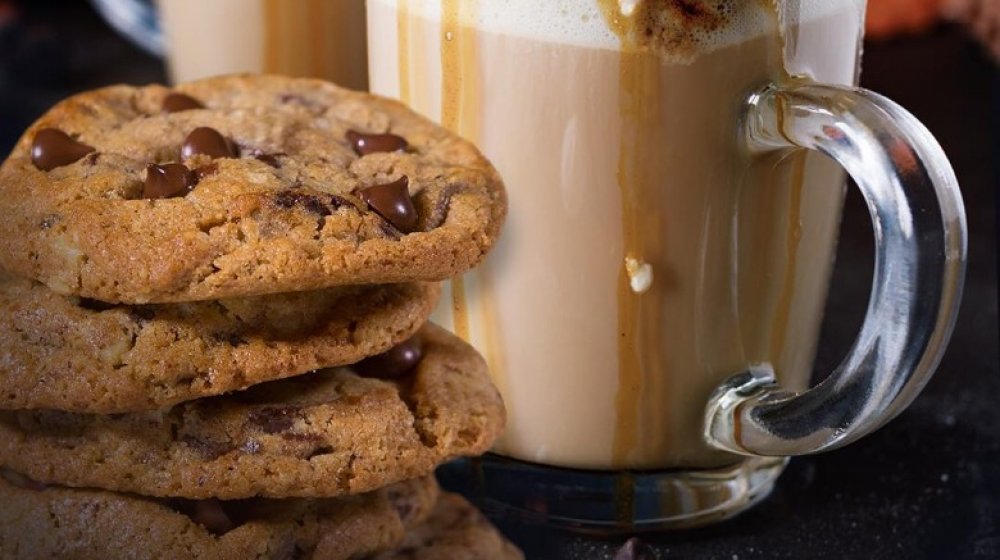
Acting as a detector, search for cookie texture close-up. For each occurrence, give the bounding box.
[0,324,505,500]
[0,73,506,303]
[0,470,439,560]
[0,274,438,413]
[373,492,524,560]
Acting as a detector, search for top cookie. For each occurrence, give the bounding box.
[0,74,506,303]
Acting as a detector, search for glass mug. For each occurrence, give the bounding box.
[91,0,368,90]
[158,0,368,88]
[367,0,967,530]
[90,0,369,89]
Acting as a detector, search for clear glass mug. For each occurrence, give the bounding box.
[367,0,967,530]
[91,0,369,89]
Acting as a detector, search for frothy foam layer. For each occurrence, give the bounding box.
[374,0,862,55]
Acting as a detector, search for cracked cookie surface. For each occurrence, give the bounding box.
[0,471,438,560]
[0,324,505,499]
[0,74,506,303]
[0,274,438,413]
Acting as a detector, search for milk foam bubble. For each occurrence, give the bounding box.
[372,0,863,55]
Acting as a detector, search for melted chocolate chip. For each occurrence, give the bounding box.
[143,163,197,199]
[248,407,296,434]
[273,191,350,217]
[274,192,330,217]
[353,335,424,379]
[359,176,418,234]
[181,127,237,160]
[31,128,95,171]
[614,538,658,560]
[346,130,408,156]
[163,92,204,113]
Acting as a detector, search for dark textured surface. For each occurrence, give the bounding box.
[0,2,996,559]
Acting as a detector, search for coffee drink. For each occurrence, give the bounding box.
[368,0,865,469]
[158,0,368,89]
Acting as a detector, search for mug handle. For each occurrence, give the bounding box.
[705,83,967,456]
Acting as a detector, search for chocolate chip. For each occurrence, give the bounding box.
[359,176,418,234]
[248,407,296,434]
[143,163,197,199]
[276,192,329,217]
[614,538,658,560]
[346,130,408,156]
[273,191,348,217]
[181,127,236,160]
[31,128,95,171]
[163,92,204,113]
[353,335,424,379]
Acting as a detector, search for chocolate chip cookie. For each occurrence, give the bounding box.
[0,273,438,413]
[0,469,438,560]
[0,324,505,499]
[0,74,506,303]
[374,493,524,560]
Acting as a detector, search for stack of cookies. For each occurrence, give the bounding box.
[0,75,521,559]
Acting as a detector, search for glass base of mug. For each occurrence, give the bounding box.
[439,453,787,534]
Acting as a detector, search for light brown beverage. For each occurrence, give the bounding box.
[368,0,865,469]
[158,0,368,89]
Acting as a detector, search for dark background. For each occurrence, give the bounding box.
[0,2,996,559]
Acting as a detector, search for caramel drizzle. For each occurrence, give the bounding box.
[439,0,481,139]
[439,0,480,342]
[597,0,649,467]
[308,0,326,78]
[397,0,412,103]
[263,0,281,73]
